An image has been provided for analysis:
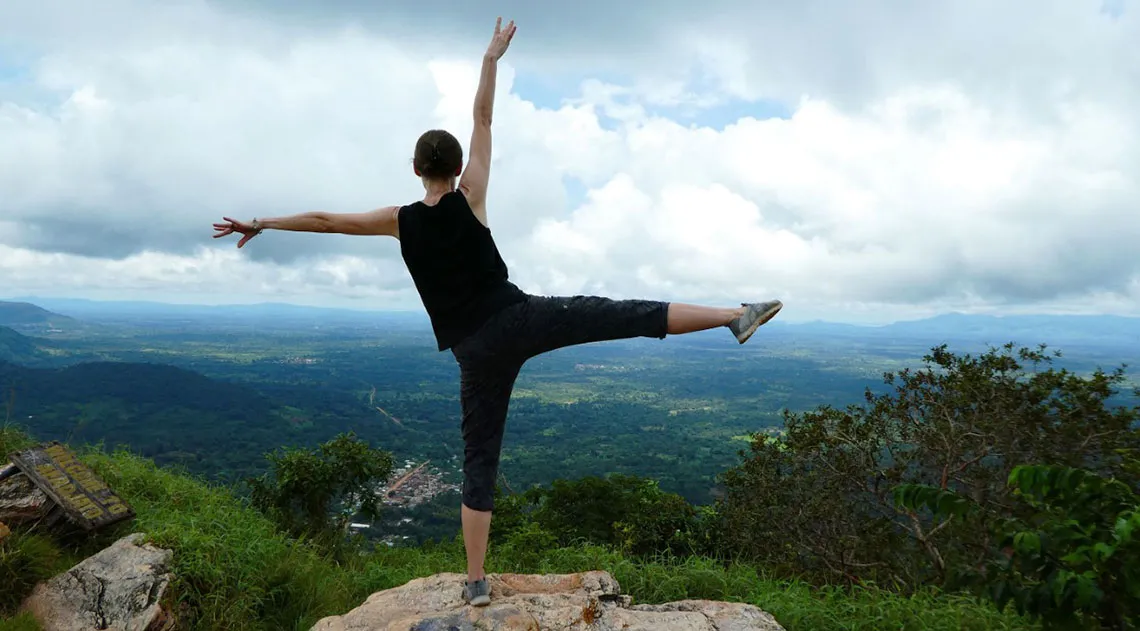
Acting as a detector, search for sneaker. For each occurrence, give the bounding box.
[464,577,491,607]
[728,300,783,344]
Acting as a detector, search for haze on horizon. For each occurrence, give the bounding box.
[2,0,1138,325]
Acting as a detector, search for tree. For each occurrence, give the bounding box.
[717,343,1140,589]
[491,474,702,556]
[248,432,393,543]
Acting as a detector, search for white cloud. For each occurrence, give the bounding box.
[1,0,1138,323]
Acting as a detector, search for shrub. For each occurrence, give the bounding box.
[717,343,1140,588]
[247,432,393,545]
[491,474,702,556]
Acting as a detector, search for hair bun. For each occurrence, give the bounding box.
[414,129,463,179]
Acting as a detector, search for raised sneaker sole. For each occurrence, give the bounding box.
[736,301,783,344]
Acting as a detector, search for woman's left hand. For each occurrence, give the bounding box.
[212,217,261,248]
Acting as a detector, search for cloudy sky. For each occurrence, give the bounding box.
[1,0,1137,323]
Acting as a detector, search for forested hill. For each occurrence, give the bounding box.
[0,360,284,478]
[0,301,73,327]
[0,327,44,364]
[0,360,268,412]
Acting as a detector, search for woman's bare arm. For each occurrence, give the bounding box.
[458,17,516,227]
[213,207,400,248]
[258,207,400,236]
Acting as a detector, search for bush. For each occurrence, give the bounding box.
[247,432,393,545]
[717,343,1140,588]
[492,474,703,556]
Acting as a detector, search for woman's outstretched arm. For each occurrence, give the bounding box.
[459,17,516,228]
[212,206,400,248]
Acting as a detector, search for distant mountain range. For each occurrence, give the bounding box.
[5,296,1139,350]
[7,296,426,329]
[782,313,1140,349]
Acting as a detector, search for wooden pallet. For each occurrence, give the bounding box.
[7,441,134,531]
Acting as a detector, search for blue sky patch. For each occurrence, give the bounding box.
[511,69,791,133]
[647,98,792,130]
[1101,0,1125,18]
[561,174,589,211]
[0,61,29,83]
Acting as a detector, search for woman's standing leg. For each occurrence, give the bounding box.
[456,358,520,588]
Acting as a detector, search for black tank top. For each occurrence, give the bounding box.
[398,191,527,351]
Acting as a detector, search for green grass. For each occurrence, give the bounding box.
[1,430,1037,630]
[0,612,41,631]
[0,532,71,615]
[79,450,363,631]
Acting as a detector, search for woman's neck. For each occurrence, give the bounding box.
[422,178,456,202]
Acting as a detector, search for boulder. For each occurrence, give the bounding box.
[311,571,784,631]
[22,533,175,631]
[0,470,53,525]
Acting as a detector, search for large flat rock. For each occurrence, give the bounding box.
[311,571,784,631]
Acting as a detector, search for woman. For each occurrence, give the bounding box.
[213,16,782,607]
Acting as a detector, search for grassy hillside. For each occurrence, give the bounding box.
[0,427,1036,631]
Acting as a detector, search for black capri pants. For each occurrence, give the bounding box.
[449,294,670,512]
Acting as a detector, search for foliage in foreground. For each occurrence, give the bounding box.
[1,435,1034,630]
[717,343,1140,589]
[896,463,1140,631]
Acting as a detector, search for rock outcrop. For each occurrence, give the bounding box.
[312,571,784,631]
[22,533,175,631]
[0,469,52,525]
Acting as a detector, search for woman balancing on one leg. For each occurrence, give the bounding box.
[213,16,781,607]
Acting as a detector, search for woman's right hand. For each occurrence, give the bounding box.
[485,17,516,61]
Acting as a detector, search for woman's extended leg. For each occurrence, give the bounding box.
[667,302,746,334]
[670,301,784,342]
[515,295,782,358]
